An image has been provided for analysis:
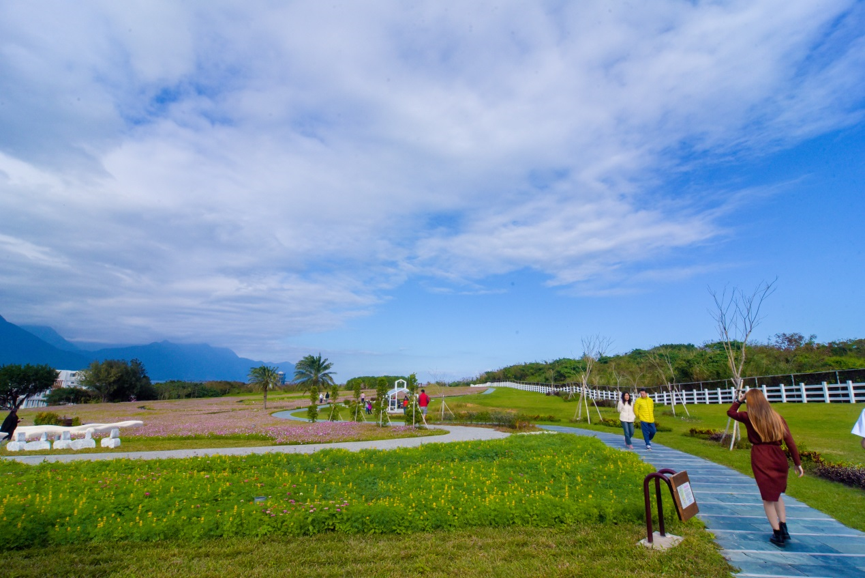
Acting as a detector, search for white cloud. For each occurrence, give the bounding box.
[0,1,863,358]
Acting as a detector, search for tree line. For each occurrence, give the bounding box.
[475,334,865,389]
[0,360,257,410]
[2,354,342,410]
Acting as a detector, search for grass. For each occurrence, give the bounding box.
[285,406,423,425]
[0,435,656,546]
[7,386,848,576]
[426,388,865,531]
[0,524,732,578]
[1,434,732,577]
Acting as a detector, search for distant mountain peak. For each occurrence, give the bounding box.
[20,325,83,352]
[1,316,294,381]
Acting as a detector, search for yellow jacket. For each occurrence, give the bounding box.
[633,396,655,423]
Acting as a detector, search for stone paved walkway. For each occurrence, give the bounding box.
[542,425,865,578]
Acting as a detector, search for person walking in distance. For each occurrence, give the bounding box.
[633,388,656,450]
[0,408,20,443]
[617,392,636,449]
[728,389,803,547]
[418,389,430,417]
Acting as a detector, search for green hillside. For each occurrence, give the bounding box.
[476,333,865,387]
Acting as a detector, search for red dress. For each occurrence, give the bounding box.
[727,402,801,501]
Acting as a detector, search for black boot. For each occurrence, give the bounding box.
[779,522,791,542]
[769,528,786,547]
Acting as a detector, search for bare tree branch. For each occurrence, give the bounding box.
[580,334,612,386]
[708,279,776,390]
[709,278,776,449]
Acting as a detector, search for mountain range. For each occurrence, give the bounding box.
[0,315,295,382]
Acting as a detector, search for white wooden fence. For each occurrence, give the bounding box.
[472,380,865,405]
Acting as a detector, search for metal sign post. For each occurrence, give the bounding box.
[640,468,698,550]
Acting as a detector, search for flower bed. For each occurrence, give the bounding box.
[15,398,437,446]
[131,419,427,445]
[785,446,865,491]
[432,410,559,428]
[0,435,654,548]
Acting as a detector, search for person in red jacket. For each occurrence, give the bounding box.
[727,389,804,547]
[418,389,430,417]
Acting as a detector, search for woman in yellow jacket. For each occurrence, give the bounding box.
[633,388,656,450]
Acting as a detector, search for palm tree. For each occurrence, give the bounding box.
[248,365,281,409]
[293,354,336,392]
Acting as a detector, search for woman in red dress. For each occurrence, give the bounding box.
[727,389,804,547]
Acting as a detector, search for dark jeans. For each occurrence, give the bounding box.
[640,422,657,447]
[621,421,634,446]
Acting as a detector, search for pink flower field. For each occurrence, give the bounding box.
[136,417,426,445]
[17,396,440,445]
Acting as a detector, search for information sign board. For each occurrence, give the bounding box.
[669,471,699,521]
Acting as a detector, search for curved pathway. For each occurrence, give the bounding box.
[5,425,509,465]
[542,425,865,578]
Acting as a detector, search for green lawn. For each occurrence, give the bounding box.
[1,434,732,577]
[426,388,865,531]
[1,524,732,578]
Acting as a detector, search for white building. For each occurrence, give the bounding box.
[19,369,83,408]
[55,370,82,389]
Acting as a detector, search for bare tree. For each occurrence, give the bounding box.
[574,335,612,424]
[709,279,776,449]
[648,348,689,417]
[622,360,646,395]
[609,361,624,394]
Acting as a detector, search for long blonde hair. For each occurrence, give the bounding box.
[744,389,785,442]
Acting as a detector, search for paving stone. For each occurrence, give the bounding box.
[542,425,865,578]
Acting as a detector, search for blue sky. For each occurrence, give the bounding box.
[1,1,863,382]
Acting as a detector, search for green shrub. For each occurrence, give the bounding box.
[33,412,63,426]
[435,411,558,428]
[813,461,865,490]
[154,381,221,400]
[204,381,250,395]
[45,387,92,406]
[688,428,719,439]
[596,418,622,428]
[713,434,751,450]
[32,412,80,426]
